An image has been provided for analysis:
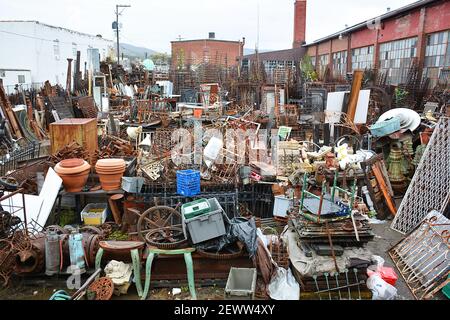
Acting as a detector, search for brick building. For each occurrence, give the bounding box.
[304,0,450,86]
[171,33,245,69]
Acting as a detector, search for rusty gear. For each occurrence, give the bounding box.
[88,277,114,300]
[144,227,187,249]
[196,246,244,260]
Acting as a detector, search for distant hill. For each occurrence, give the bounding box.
[120,43,159,59]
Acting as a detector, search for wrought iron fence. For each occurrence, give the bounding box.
[0,142,41,176]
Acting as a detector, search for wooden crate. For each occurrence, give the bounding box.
[50,118,98,163]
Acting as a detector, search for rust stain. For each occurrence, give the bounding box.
[395,14,412,35]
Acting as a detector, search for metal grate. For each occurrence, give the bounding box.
[389,211,449,300]
[48,96,74,119]
[391,117,450,234]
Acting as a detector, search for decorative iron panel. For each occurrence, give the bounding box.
[391,117,450,234]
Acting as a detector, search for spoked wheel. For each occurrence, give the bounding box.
[136,206,184,245]
[144,226,188,249]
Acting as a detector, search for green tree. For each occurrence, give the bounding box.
[300,55,318,82]
[151,52,170,65]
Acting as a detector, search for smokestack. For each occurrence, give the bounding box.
[293,0,307,48]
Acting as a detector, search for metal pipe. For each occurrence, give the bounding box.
[314,281,365,295]
[70,268,102,300]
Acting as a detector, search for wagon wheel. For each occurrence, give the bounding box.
[144,226,188,249]
[136,206,182,243]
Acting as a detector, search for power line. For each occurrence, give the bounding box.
[119,34,155,57]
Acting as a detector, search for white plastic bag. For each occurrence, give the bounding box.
[370,255,385,271]
[367,274,397,300]
[268,267,300,300]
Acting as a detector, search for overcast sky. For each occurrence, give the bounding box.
[1,0,417,53]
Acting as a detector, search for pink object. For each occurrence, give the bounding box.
[367,267,398,286]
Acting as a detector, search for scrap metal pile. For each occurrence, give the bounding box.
[0,50,449,302]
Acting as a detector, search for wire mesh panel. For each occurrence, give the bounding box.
[391,117,450,234]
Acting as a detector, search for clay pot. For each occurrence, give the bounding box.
[60,159,84,168]
[95,159,126,191]
[55,159,91,192]
[420,129,433,145]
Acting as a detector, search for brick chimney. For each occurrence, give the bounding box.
[293,0,307,48]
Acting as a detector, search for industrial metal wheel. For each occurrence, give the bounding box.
[136,206,183,243]
[79,226,103,235]
[196,244,244,260]
[144,226,188,249]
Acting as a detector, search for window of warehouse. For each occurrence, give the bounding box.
[352,46,374,70]
[379,37,418,85]
[332,51,347,77]
[18,75,25,84]
[263,60,294,83]
[318,54,329,78]
[423,30,450,87]
[53,39,60,61]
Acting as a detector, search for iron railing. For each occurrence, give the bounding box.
[0,142,41,176]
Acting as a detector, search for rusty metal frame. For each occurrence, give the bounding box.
[389,211,449,300]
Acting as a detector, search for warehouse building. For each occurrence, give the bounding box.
[304,0,450,86]
[0,21,114,91]
[171,32,245,69]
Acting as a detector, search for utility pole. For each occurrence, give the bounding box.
[115,4,131,66]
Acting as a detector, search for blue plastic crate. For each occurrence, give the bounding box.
[177,170,201,197]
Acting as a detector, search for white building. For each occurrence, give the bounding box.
[0,21,114,91]
[0,69,32,93]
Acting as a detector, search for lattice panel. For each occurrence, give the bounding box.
[391,117,450,234]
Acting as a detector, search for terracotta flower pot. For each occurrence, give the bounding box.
[95,159,126,191]
[60,158,85,168]
[96,159,126,168]
[55,159,91,192]
[95,166,125,173]
[98,173,125,191]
